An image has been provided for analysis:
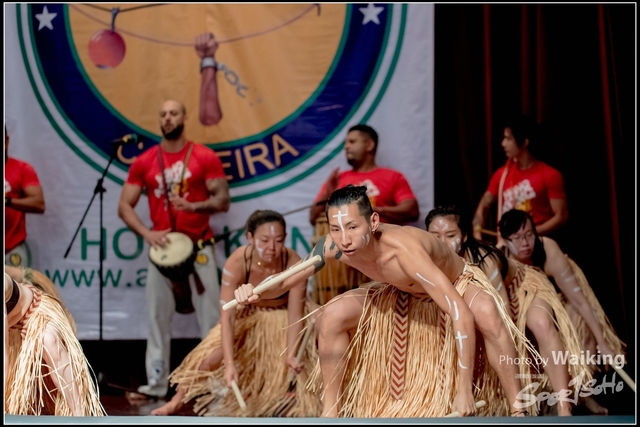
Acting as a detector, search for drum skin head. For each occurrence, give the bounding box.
[149,232,193,266]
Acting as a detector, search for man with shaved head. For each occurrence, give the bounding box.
[118,98,230,400]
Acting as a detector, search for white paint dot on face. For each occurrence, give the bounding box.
[442,222,449,231]
[270,225,275,236]
[416,272,435,287]
[432,224,440,231]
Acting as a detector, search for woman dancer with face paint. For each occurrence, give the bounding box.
[233,186,539,418]
[151,210,321,417]
[499,209,626,415]
[426,205,590,416]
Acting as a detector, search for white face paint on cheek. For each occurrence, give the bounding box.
[255,240,265,260]
[270,225,275,236]
[451,238,461,254]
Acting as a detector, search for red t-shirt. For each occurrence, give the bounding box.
[4,158,42,252]
[314,168,417,224]
[487,160,566,226]
[126,141,226,242]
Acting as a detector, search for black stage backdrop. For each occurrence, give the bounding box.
[433,3,635,377]
[83,3,636,415]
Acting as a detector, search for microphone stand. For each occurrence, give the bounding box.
[64,140,122,389]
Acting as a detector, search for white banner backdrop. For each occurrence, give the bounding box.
[4,3,434,340]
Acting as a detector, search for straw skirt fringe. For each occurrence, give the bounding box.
[507,262,591,398]
[5,287,105,416]
[168,301,321,417]
[560,258,626,374]
[307,264,535,417]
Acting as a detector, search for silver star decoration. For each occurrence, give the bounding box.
[360,3,384,26]
[35,5,57,31]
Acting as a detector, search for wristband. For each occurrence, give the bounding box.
[200,57,218,73]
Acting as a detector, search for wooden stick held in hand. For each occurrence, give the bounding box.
[223,255,321,311]
[444,400,486,417]
[230,380,247,412]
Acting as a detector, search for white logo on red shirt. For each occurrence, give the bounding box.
[154,162,192,200]
[502,179,536,212]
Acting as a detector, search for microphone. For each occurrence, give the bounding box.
[110,133,139,145]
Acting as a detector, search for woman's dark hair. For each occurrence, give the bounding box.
[498,209,546,268]
[245,210,286,236]
[425,204,508,279]
[325,185,374,220]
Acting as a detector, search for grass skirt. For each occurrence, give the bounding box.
[5,286,105,416]
[168,300,321,417]
[506,261,591,408]
[560,258,626,374]
[307,263,537,417]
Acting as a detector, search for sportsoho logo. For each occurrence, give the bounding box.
[17,3,407,202]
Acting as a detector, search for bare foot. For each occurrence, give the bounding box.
[151,399,183,416]
[583,396,609,415]
[557,401,573,416]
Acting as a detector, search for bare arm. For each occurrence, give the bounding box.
[472,191,496,240]
[219,256,242,385]
[375,198,419,224]
[285,252,307,371]
[6,184,45,213]
[535,198,568,236]
[169,177,230,215]
[543,238,612,356]
[397,244,477,416]
[118,183,170,248]
[196,32,222,126]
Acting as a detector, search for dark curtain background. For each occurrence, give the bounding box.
[434,3,635,413]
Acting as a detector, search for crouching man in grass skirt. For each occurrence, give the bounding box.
[151,210,322,417]
[233,185,539,417]
[4,271,105,416]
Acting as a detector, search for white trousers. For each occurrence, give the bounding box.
[139,244,220,397]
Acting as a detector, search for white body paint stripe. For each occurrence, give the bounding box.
[453,301,459,321]
[416,272,435,286]
[444,295,452,312]
[223,268,234,277]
